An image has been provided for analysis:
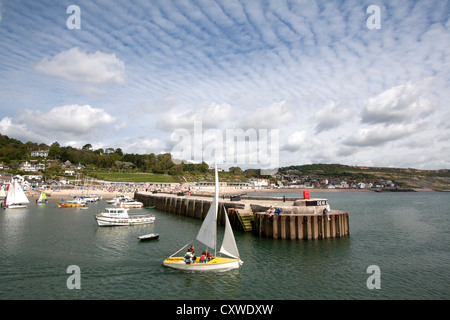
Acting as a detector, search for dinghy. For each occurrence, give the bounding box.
[36,192,48,204]
[5,181,30,209]
[138,233,159,241]
[163,163,243,271]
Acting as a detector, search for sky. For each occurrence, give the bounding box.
[0,0,449,171]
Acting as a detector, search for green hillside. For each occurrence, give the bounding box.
[1,133,449,190]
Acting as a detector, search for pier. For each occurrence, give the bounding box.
[134,192,349,240]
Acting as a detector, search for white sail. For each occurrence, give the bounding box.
[195,196,217,250]
[5,184,14,206]
[195,162,219,251]
[6,182,29,206]
[219,207,240,259]
[15,182,29,204]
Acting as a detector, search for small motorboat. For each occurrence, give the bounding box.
[58,198,86,207]
[138,233,160,241]
[119,200,144,208]
[106,195,131,204]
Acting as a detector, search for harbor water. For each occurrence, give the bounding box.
[0,192,449,300]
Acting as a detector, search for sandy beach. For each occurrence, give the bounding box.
[24,185,425,200]
[24,186,373,199]
[25,188,135,200]
[164,187,375,197]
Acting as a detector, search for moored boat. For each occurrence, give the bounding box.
[106,195,130,204]
[138,233,159,241]
[95,207,155,226]
[119,200,144,208]
[79,195,101,202]
[58,198,86,207]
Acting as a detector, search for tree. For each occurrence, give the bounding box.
[229,166,243,174]
[48,142,61,160]
[199,162,209,173]
[169,164,183,176]
[82,143,92,150]
[115,161,134,171]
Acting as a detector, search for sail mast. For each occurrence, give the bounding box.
[195,162,219,253]
[214,162,219,257]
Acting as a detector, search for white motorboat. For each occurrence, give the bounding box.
[90,194,102,201]
[106,195,131,204]
[95,207,155,226]
[119,200,144,208]
[106,195,143,207]
[80,194,101,202]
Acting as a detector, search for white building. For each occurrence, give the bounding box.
[31,150,48,157]
[249,178,269,187]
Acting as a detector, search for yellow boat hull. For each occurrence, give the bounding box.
[163,256,242,271]
[58,202,86,207]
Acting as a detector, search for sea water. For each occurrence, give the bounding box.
[0,192,449,300]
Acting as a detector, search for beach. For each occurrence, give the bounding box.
[25,185,425,200]
[25,188,135,200]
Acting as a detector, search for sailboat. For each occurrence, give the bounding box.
[36,192,48,204]
[5,181,30,209]
[0,187,6,208]
[163,163,243,271]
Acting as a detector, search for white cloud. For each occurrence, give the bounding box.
[1,1,449,169]
[240,100,293,129]
[35,47,125,84]
[282,130,307,152]
[156,102,232,132]
[361,79,437,125]
[342,122,421,148]
[313,101,353,133]
[120,138,167,155]
[0,117,35,142]
[0,104,115,144]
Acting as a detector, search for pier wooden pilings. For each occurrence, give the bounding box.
[134,192,349,240]
[253,211,349,240]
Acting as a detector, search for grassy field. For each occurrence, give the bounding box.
[91,171,249,183]
[94,172,180,183]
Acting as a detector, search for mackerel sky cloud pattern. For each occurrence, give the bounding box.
[0,0,448,169]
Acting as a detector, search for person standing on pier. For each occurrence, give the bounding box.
[323,208,331,221]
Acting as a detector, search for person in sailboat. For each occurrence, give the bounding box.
[188,245,196,260]
[200,250,210,263]
[184,251,193,264]
[184,245,196,263]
